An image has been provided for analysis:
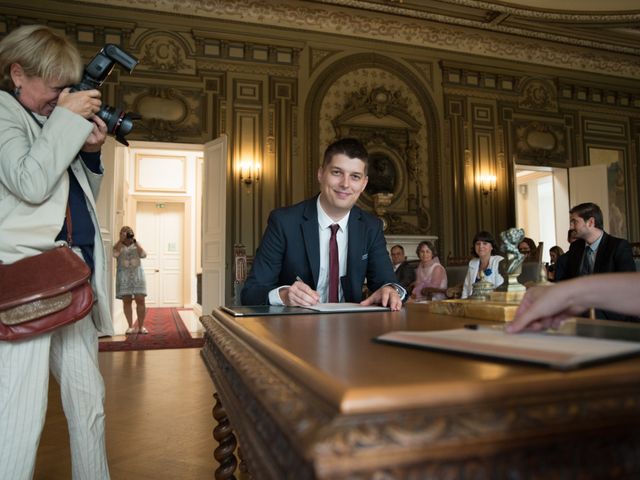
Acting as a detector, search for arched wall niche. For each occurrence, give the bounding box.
[306,53,442,236]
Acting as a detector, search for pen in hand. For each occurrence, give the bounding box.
[292,275,321,305]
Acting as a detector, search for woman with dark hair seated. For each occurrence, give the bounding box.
[461,231,504,298]
[410,240,447,301]
[518,236,537,259]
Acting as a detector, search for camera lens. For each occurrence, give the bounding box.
[96,106,140,146]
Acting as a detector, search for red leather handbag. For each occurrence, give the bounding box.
[0,246,94,341]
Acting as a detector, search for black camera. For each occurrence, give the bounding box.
[70,44,140,146]
[126,232,135,239]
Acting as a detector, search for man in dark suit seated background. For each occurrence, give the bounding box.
[556,202,636,321]
[240,138,405,310]
[390,244,415,290]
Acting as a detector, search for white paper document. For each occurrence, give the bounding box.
[376,328,640,370]
[303,302,390,313]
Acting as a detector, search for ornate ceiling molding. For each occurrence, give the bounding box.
[75,0,640,79]
[318,0,640,55]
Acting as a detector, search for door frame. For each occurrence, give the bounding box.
[129,195,192,308]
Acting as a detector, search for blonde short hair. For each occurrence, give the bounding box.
[0,24,83,92]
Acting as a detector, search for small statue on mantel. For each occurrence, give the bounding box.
[493,227,527,299]
[499,227,526,275]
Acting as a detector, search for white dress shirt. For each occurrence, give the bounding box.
[315,199,350,303]
[268,197,350,305]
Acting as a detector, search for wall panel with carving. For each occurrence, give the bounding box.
[309,54,443,240]
[442,59,640,248]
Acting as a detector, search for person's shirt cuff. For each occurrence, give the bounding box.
[268,287,287,305]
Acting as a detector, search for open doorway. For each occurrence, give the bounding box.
[515,157,627,267]
[514,166,571,264]
[109,141,204,334]
[104,137,228,334]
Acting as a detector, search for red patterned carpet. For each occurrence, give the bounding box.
[99,308,204,352]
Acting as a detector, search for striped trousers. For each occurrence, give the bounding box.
[0,315,110,479]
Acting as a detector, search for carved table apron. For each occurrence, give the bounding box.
[200,308,640,479]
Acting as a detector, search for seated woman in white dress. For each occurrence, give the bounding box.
[461,230,504,299]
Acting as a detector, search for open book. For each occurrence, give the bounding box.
[376,326,640,370]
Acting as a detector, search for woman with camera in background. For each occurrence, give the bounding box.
[113,226,148,334]
[0,25,111,479]
[546,245,565,281]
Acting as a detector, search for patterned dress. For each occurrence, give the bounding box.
[114,243,147,299]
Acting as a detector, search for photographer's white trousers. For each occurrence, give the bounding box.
[0,314,110,480]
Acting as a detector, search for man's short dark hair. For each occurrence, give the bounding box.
[322,138,369,173]
[391,244,404,253]
[570,202,604,229]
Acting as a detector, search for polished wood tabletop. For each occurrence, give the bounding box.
[201,304,640,479]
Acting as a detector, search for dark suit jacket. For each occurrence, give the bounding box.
[240,196,397,305]
[553,253,568,282]
[557,232,636,321]
[394,261,416,290]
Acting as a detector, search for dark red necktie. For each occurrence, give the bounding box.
[329,224,339,303]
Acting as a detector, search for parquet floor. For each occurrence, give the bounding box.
[33,347,218,480]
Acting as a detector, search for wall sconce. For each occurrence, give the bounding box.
[239,158,261,185]
[478,174,497,196]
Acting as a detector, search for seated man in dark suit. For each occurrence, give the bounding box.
[390,244,415,290]
[241,138,405,310]
[556,202,636,321]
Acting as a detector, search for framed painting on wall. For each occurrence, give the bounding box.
[588,146,627,239]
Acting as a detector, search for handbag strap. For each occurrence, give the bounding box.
[66,203,73,246]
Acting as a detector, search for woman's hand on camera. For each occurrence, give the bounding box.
[81,115,108,152]
[57,88,102,119]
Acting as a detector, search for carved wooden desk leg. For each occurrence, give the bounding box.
[213,393,238,480]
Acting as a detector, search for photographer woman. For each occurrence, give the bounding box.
[0,25,111,479]
[113,226,148,334]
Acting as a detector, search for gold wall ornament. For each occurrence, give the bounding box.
[134,32,196,74]
[372,192,394,231]
[513,120,567,164]
[518,78,558,112]
[127,86,205,142]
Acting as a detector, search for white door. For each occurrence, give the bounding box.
[136,201,184,307]
[201,135,227,316]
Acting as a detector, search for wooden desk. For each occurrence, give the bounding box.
[200,307,640,479]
